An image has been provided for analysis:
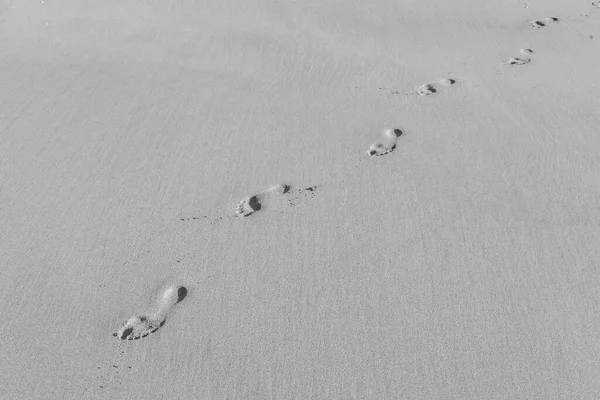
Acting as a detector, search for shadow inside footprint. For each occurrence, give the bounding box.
[118,327,134,339]
[176,287,187,303]
[247,196,261,213]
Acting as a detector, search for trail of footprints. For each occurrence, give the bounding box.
[507,15,562,66]
[114,11,570,341]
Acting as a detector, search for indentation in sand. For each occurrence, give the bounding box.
[417,78,456,96]
[368,128,403,157]
[531,20,546,28]
[506,49,534,66]
[531,17,558,28]
[235,184,290,217]
[508,57,530,66]
[114,286,187,340]
[417,83,436,96]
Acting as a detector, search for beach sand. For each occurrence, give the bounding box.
[1,0,600,398]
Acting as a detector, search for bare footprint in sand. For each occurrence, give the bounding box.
[507,57,530,66]
[530,20,545,28]
[235,184,290,217]
[114,285,187,340]
[507,49,533,66]
[416,78,456,96]
[367,128,403,156]
[235,184,318,216]
[531,17,559,28]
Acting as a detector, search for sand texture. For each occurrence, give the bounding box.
[1,0,600,399]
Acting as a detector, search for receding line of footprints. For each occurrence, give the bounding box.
[114,285,187,340]
[116,10,573,340]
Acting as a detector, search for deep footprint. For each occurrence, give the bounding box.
[368,128,403,156]
[416,78,456,96]
[114,285,187,340]
[235,184,290,217]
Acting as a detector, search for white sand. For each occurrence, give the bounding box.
[1,0,600,398]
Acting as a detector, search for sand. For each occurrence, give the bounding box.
[1,0,600,398]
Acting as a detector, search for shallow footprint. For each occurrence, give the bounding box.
[507,57,530,66]
[416,83,437,96]
[416,78,456,96]
[368,128,403,156]
[235,184,290,217]
[438,78,456,87]
[530,20,546,28]
[531,17,558,28]
[114,285,187,340]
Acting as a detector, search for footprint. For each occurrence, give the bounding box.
[507,57,530,66]
[530,20,546,28]
[506,49,534,66]
[114,285,187,340]
[368,128,403,156]
[531,17,559,28]
[235,184,290,217]
[416,83,437,96]
[416,78,456,96]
